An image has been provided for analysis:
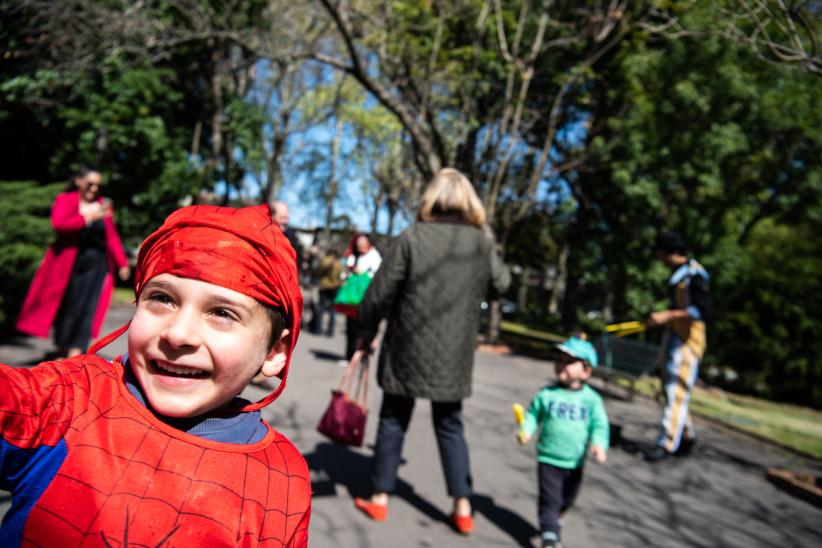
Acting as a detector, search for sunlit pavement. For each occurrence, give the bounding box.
[2,303,820,547]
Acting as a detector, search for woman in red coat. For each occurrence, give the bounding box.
[16,168,130,358]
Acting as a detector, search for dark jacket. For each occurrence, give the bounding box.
[358,221,511,401]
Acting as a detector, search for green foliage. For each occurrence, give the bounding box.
[526,3,822,405]
[0,0,820,409]
[49,58,199,239]
[0,181,63,327]
[709,216,822,407]
[0,55,202,239]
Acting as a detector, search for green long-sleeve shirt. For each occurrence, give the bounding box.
[522,383,609,469]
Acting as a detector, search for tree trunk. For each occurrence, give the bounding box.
[487,300,503,344]
[370,189,383,236]
[484,227,507,343]
[265,135,285,204]
[611,264,628,323]
[517,268,529,312]
[94,127,108,165]
[548,244,568,316]
[561,246,582,331]
[265,105,291,204]
[324,115,343,239]
[386,199,397,236]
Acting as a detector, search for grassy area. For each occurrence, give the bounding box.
[618,376,822,460]
[500,320,822,460]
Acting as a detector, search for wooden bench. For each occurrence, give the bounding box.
[593,334,662,400]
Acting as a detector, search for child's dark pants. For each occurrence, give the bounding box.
[538,462,583,535]
[372,393,472,498]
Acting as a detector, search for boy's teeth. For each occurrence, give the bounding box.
[156,361,203,376]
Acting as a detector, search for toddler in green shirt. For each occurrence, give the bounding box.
[518,337,609,548]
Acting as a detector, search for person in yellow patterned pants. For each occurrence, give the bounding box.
[645,231,711,463]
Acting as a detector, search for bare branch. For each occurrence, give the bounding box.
[643,1,821,75]
[317,0,442,177]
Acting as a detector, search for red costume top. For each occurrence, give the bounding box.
[2,204,310,546]
[15,191,128,339]
[0,355,310,546]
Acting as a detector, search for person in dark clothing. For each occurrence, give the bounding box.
[352,168,511,535]
[644,231,712,462]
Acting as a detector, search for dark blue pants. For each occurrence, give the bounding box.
[538,462,583,535]
[372,393,472,498]
[315,288,338,336]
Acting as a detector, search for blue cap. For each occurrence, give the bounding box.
[556,337,598,368]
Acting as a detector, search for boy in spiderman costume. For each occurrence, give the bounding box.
[0,205,310,546]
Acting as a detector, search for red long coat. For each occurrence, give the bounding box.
[15,191,128,339]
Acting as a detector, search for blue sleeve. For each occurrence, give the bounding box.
[0,362,72,545]
[687,273,711,322]
[0,440,68,545]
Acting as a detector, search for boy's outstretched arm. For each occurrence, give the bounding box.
[0,363,75,452]
[589,396,610,464]
[0,360,77,514]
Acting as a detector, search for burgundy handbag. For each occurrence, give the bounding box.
[317,350,370,447]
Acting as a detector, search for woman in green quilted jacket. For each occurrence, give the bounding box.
[353,168,511,535]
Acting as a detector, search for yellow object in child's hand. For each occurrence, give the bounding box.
[512,403,525,426]
[513,403,531,445]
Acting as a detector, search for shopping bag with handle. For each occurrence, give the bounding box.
[316,350,370,447]
[333,272,372,318]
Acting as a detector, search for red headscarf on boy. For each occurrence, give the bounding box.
[90,204,302,411]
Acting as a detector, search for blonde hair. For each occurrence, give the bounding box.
[417,168,486,227]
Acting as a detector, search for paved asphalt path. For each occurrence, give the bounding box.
[1,303,821,547]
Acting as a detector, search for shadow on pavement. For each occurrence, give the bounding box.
[306,442,444,520]
[304,442,373,500]
[473,493,538,547]
[0,332,32,346]
[698,446,762,470]
[306,442,538,546]
[310,349,346,362]
[607,424,653,457]
[305,443,432,518]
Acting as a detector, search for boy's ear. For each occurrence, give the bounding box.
[260,329,291,378]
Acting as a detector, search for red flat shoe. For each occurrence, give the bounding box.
[354,497,388,522]
[449,513,474,535]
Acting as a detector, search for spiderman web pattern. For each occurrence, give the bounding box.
[0,355,310,547]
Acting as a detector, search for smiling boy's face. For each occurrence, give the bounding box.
[128,273,289,418]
